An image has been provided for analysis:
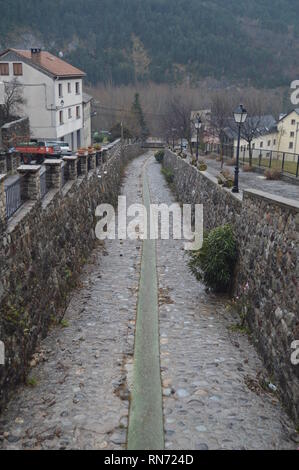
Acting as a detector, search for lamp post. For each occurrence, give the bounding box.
[232,104,247,193]
[194,113,202,161]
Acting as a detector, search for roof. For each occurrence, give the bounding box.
[0,48,85,78]
[279,108,299,121]
[224,115,277,140]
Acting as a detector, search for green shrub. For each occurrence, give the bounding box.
[155,150,165,163]
[198,159,207,171]
[161,168,174,184]
[188,224,237,292]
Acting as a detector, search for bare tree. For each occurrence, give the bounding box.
[0,78,25,125]
[238,95,269,167]
[162,95,195,154]
[210,92,233,168]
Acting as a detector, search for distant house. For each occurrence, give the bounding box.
[0,48,91,150]
[222,115,278,159]
[276,109,299,157]
[190,109,220,150]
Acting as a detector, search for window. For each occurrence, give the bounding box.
[13,63,23,76]
[268,140,271,146]
[260,141,264,148]
[0,63,9,75]
[58,83,63,98]
[290,131,295,138]
[291,119,296,125]
[289,142,294,149]
[59,110,64,125]
[273,139,276,146]
[68,82,71,93]
[75,82,80,94]
[76,106,81,119]
[252,143,255,149]
[68,108,72,119]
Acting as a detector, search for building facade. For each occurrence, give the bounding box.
[276,109,299,156]
[0,48,89,150]
[82,93,92,148]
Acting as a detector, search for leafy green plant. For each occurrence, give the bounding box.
[155,150,165,163]
[161,168,174,184]
[60,319,69,328]
[217,169,233,188]
[188,224,237,292]
[27,376,38,387]
[198,160,207,171]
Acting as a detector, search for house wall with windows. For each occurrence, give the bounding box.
[277,110,299,157]
[55,77,83,147]
[236,131,279,160]
[0,52,55,136]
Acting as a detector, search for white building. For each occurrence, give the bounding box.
[0,48,90,150]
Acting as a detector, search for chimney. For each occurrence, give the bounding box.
[31,48,42,63]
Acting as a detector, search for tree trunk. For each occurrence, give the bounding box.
[248,141,253,167]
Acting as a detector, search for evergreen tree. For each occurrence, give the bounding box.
[130,93,149,141]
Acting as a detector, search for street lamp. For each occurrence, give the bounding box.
[232,104,247,193]
[194,113,202,161]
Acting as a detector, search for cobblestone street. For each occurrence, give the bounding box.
[0,152,296,450]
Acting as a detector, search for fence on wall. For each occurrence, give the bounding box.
[1,139,122,222]
[205,143,299,178]
[5,177,23,219]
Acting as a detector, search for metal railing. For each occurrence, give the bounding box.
[40,168,47,199]
[206,143,299,178]
[5,177,23,219]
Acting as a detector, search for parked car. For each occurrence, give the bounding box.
[47,141,72,156]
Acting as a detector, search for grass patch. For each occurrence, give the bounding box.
[27,376,38,387]
[247,158,297,175]
[60,319,70,328]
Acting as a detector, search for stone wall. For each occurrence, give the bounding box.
[163,149,299,425]
[1,117,30,150]
[0,142,142,410]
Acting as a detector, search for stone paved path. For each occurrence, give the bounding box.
[205,157,299,201]
[0,155,145,450]
[0,152,296,450]
[147,155,295,450]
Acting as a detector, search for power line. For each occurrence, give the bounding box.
[92,103,167,118]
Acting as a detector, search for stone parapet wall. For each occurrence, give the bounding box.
[1,117,30,150]
[0,142,142,410]
[163,149,299,425]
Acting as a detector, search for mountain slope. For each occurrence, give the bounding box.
[0,0,298,87]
